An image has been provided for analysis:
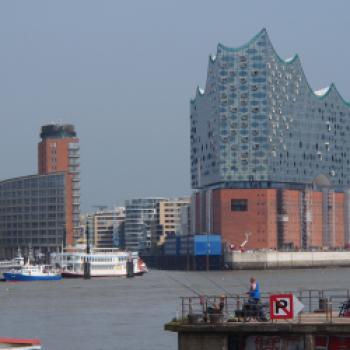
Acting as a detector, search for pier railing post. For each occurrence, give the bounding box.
[325,297,332,323]
[308,290,311,312]
[181,298,185,319]
[299,289,303,323]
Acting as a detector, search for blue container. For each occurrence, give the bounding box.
[194,234,222,256]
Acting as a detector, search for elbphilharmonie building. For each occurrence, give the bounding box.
[191,29,350,250]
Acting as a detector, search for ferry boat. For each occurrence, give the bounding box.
[0,251,25,276]
[0,338,41,349]
[3,264,62,281]
[51,248,148,278]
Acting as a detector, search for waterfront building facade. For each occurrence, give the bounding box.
[0,173,68,259]
[158,198,191,236]
[151,198,191,247]
[0,123,80,259]
[124,198,166,251]
[193,188,349,250]
[89,207,125,248]
[178,204,192,237]
[38,123,80,244]
[191,29,350,250]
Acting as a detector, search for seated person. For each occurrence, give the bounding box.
[209,295,226,314]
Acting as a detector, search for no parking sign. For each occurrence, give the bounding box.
[269,294,304,320]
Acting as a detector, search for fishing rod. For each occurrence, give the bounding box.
[166,273,204,297]
[199,274,236,297]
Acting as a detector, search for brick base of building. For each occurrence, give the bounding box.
[193,188,350,250]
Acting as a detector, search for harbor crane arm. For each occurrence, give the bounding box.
[239,232,251,252]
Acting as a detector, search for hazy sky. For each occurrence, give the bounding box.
[0,1,349,212]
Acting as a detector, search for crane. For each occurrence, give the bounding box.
[228,231,252,252]
[239,232,252,252]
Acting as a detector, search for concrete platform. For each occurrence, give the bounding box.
[166,313,350,332]
[225,251,350,269]
[165,313,350,350]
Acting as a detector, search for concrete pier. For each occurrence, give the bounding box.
[166,316,350,350]
[166,291,350,349]
[225,250,350,269]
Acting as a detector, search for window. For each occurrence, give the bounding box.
[231,199,248,211]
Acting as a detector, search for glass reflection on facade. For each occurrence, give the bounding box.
[124,198,166,251]
[0,173,66,259]
[191,29,350,191]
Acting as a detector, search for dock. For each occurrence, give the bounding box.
[165,289,350,349]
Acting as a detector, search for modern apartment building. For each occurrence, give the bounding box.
[89,207,125,248]
[191,29,350,250]
[0,123,80,259]
[124,198,166,251]
[178,204,192,237]
[38,124,80,244]
[0,173,67,259]
[151,198,191,246]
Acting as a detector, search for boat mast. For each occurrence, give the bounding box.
[84,221,91,279]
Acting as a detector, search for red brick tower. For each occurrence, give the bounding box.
[38,124,80,246]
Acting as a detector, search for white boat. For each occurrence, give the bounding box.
[0,251,25,278]
[50,248,148,278]
[3,264,62,282]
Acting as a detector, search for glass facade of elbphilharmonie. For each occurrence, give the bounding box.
[191,29,350,192]
[190,29,350,250]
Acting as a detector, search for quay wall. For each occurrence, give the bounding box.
[176,332,349,350]
[225,251,350,269]
[143,251,350,270]
[166,322,350,350]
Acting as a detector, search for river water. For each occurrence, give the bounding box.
[0,268,347,350]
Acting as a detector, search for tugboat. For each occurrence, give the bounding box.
[0,338,41,349]
[3,264,62,281]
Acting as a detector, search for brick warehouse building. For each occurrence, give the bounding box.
[190,29,350,251]
[193,188,350,250]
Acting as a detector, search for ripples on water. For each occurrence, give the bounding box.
[0,268,345,349]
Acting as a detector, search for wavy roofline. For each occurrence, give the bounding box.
[266,33,350,106]
[209,55,216,63]
[217,28,267,52]
[190,86,205,104]
[192,29,350,107]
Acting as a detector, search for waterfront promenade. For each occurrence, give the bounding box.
[166,290,350,350]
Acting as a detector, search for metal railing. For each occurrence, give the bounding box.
[177,289,350,324]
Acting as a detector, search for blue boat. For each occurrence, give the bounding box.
[3,264,62,281]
